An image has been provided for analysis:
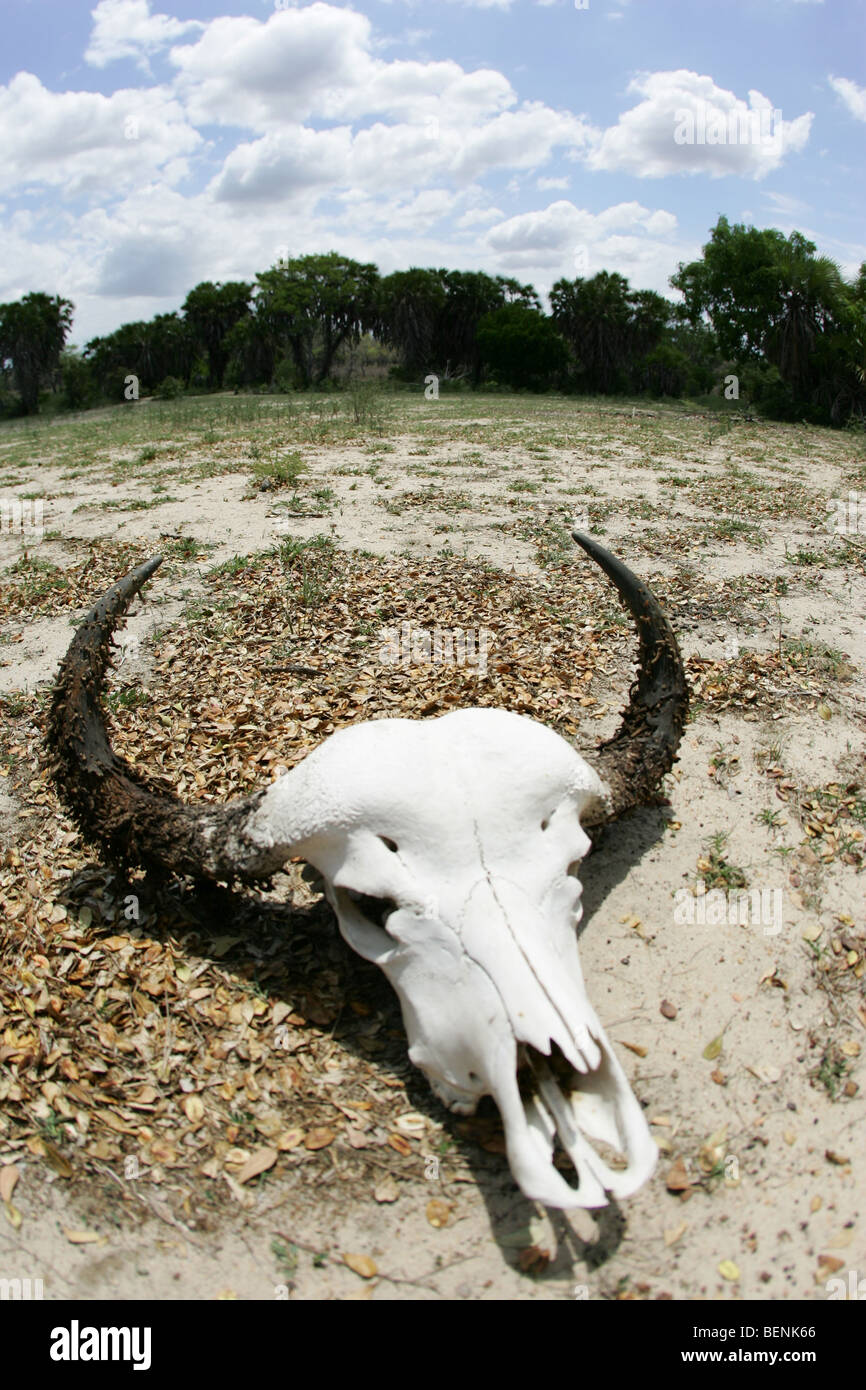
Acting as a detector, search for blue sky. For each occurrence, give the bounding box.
[1,0,864,345]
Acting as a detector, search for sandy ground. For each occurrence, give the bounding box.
[1,394,864,1301]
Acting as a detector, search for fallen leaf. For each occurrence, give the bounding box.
[660,999,677,1020]
[825,1149,850,1166]
[518,1245,550,1274]
[0,1165,19,1203]
[4,1201,22,1230]
[304,1127,335,1151]
[236,1147,277,1185]
[395,1112,426,1135]
[388,1133,412,1157]
[426,1199,452,1229]
[702,1033,723,1061]
[374,1177,400,1204]
[64,1229,104,1244]
[343,1252,377,1279]
[664,1221,688,1247]
[622,1041,648,1057]
[276,1128,305,1151]
[41,1143,74,1178]
[718,1260,740,1281]
[826,1228,854,1249]
[183,1095,204,1124]
[665,1157,692,1192]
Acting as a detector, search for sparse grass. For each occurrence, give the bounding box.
[163,536,207,560]
[709,517,764,546]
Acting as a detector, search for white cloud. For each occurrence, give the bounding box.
[170,7,515,130]
[588,70,812,179]
[761,190,811,216]
[829,75,866,122]
[0,72,201,198]
[482,198,683,291]
[457,206,505,227]
[537,175,570,190]
[86,0,204,70]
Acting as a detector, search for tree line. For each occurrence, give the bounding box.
[1,216,863,428]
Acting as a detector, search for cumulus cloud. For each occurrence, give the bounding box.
[829,75,866,122]
[483,199,682,287]
[86,0,204,70]
[169,6,515,130]
[0,72,201,198]
[4,2,830,344]
[588,71,812,179]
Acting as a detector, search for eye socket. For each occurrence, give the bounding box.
[540,818,550,831]
[346,888,398,932]
[379,836,399,853]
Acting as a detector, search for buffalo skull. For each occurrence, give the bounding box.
[47,533,687,1210]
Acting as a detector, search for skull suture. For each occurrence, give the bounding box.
[47,534,687,1210]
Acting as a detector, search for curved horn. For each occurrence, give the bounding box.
[572,530,688,824]
[46,555,276,883]
[47,539,686,873]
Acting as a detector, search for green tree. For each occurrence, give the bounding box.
[254,252,380,388]
[182,280,252,388]
[436,271,533,383]
[59,348,95,410]
[476,303,568,388]
[0,292,74,413]
[85,313,195,398]
[672,217,862,423]
[375,268,449,375]
[550,272,635,393]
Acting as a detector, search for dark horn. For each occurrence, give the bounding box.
[46,555,273,883]
[572,531,688,823]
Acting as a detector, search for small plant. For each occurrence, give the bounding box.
[348,381,389,429]
[155,376,183,400]
[107,687,149,711]
[271,1238,298,1277]
[812,1045,851,1100]
[164,536,205,559]
[250,451,307,490]
[698,832,748,890]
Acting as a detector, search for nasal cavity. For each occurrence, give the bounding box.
[379,836,399,853]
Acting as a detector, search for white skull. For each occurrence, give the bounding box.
[48,534,685,1211]
[245,707,658,1208]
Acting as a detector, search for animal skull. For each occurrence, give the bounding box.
[47,533,687,1210]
